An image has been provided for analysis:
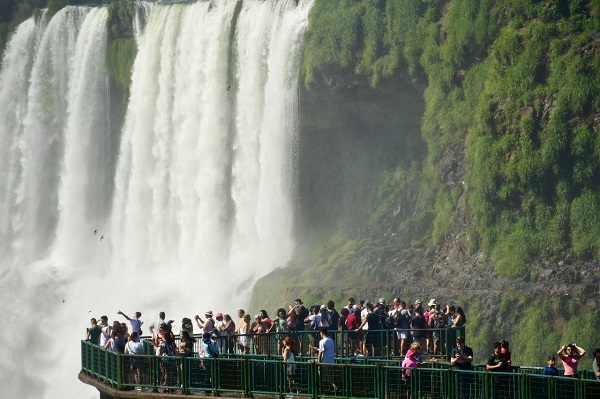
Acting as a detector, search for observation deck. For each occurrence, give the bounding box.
[80,327,600,398]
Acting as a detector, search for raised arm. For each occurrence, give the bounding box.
[574,343,587,358]
[118,310,131,321]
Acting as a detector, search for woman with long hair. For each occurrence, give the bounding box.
[283,337,298,394]
[155,324,178,393]
[179,330,196,357]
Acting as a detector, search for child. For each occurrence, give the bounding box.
[542,356,559,376]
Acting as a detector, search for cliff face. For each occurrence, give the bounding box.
[252,0,600,365]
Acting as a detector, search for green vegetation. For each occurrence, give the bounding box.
[302,0,600,276]
[275,0,600,368]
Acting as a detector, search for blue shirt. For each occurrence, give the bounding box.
[542,366,559,376]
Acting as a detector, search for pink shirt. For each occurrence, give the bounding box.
[562,355,579,376]
[402,356,418,378]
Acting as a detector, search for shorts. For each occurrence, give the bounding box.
[396,330,408,340]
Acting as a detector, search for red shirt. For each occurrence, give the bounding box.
[346,313,358,330]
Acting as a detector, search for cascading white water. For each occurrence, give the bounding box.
[0,1,313,398]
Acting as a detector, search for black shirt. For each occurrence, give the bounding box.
[487,352,511,372]
[451,346,474,370]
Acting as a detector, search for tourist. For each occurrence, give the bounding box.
[542,356,559,376]
[178,330,195,357]
[149,312,166,337]
[180,317,194,336]
[317,327,337,393]
[444,305,455,327]
[451,336,473,399]
[411,308,427,348]
[290,299,308,332]
[120,322,129,339]
[345,298,356,314]
[326,301,339,337]
[286,308,298,333]
[486,342,511,372]
[486,342,512,399]
[345,305,359,355]
[428,303,446,355]
[155,323,178,393]
[104,328,127,354]
[86,318,102,345]
[283,337,297,395]
[395,300,411,356]
[305,306,320,355]
[401,342,422,378]
[202,332,220,358]
[214,312,227,349]
[237,309,246,324]
[452,306,467,327]
[356,303,380,357]
[413,300,424,317]
[194,311,215,334]
[557,343,586,377]
[259,310,272,328]
[338,307,349,354]
[124,331,144,390]
[272,308,289,354]
[117,310,143,336]
[253,314,267,354]
[237,314,251,354]
[222,314,236,353]
[99,315,111,347]
[500,339,512,367]
[592,348,600,379]
[401,342,422,399]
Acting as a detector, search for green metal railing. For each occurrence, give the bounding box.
[169,327,466,360]
[81,340,600,398]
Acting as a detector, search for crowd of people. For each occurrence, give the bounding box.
[84,296,600,391]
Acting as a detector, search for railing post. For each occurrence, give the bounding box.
[243,358,252,398]
[310,361,318,399]
[213,358,220,397]
[181,356,188,394]
[376,364,383,399]
[116,354,122,390]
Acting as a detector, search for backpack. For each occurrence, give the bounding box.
[297,306,309,323]
[432,311,445,328]
[318,310,330,327]
[328,310,339,330]
[393,310,408,329]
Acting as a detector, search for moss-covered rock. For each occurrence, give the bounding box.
[255,0,600,368]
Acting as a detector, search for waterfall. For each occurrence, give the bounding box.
[0,0,313,397]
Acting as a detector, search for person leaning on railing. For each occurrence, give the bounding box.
[124,332,144,391]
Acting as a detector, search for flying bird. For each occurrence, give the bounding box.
[227,86,231,91]
[94,229,97,235]
[100,235,104,241]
